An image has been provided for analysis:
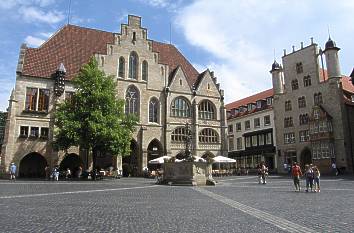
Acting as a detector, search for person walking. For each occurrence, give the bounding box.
[304,164,314,192]
[331,161,339,176]
[52,166,59,181]
[313,166,321,193]
[260,162,268,184]
[9,162,17,181]
[292,162,302,192]
[65,168,71,180]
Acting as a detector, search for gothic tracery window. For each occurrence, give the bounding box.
[199,128,219,143]
[198,100,216,120]
[171,97,191,118]
[125,86,140,117]
[118,56,125,78]
[149,97,159,123]
[129,51,138,80]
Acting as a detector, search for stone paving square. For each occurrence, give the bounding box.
[0,176,353,233]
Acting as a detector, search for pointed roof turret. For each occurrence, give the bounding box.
[270,60,281,73]
[324,36,340,51]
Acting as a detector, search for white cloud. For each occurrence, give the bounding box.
[24,31,53,47]
[24,35,45,47]
[19,6,65,24]
[39,32,53,38]
[0,0,64,25]
[137,0,185,12]
[175,0,354,103]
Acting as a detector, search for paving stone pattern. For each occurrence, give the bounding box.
[0,176,353,233]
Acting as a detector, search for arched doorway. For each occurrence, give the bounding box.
[300,147,312,168]
[59,153,83,177]
[122,139,139,177]
[19,152,47,178]
[147,139,163,171]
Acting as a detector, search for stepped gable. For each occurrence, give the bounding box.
[225,89,274,111]
[152,41,199,87]
[22,24,115,80]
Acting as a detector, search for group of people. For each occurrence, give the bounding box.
[292,162,321,192]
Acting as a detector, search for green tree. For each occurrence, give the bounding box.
[54,58,137,175]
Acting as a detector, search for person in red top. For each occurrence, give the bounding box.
[292,162,302,192]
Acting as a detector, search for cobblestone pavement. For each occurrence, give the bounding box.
[0,176,353,233]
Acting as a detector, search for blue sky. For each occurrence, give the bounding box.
[0,0,353,111]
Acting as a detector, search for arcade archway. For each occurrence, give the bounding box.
[59,153,83,177]
[122,139,139,177]
[19,152,47,178]
[147,139,163,171]
[300,147,312,168]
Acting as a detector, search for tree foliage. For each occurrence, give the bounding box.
[54,58,137,166]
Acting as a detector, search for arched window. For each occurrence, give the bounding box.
[149,98,159,123]
[125,86,140,117]
[199,128,219,143]
[171,127,191,142]
[314,92,323,105]
[118,56,125,78]
[129,51,138,79]
[285,100,292,111]
[198,100,216,120]
[171,97,191,118]
[298,96,306,108]
[291,79,299,90]
[142,60,148,81]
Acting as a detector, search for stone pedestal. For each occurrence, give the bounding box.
[162,162,214,186]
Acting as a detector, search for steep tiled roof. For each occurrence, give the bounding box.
[342,76,354,94]
[225,88,274,110]
[22,25,115,80]
[21,24,200,85]
[152,41,199,86]
[320,69,354,93]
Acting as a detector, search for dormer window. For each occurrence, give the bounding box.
[267,97,273,105]
[256,101,262,108]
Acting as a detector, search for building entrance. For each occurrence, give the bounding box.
[122,139,138,177]
[19,152,47,178]
[300,147,312,168]
[147,139,163,171]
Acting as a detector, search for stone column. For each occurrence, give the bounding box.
[192,100,199,156]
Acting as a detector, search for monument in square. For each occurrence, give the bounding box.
[161,123,216,186]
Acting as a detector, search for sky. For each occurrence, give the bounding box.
[0,0,353,111]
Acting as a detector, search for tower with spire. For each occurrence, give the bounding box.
[323,36,341,79]
[270,60,284,95]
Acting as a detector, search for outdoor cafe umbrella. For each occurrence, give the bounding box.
[148,155,171,164]
[212,155,236,171]
[212,156,236,163]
